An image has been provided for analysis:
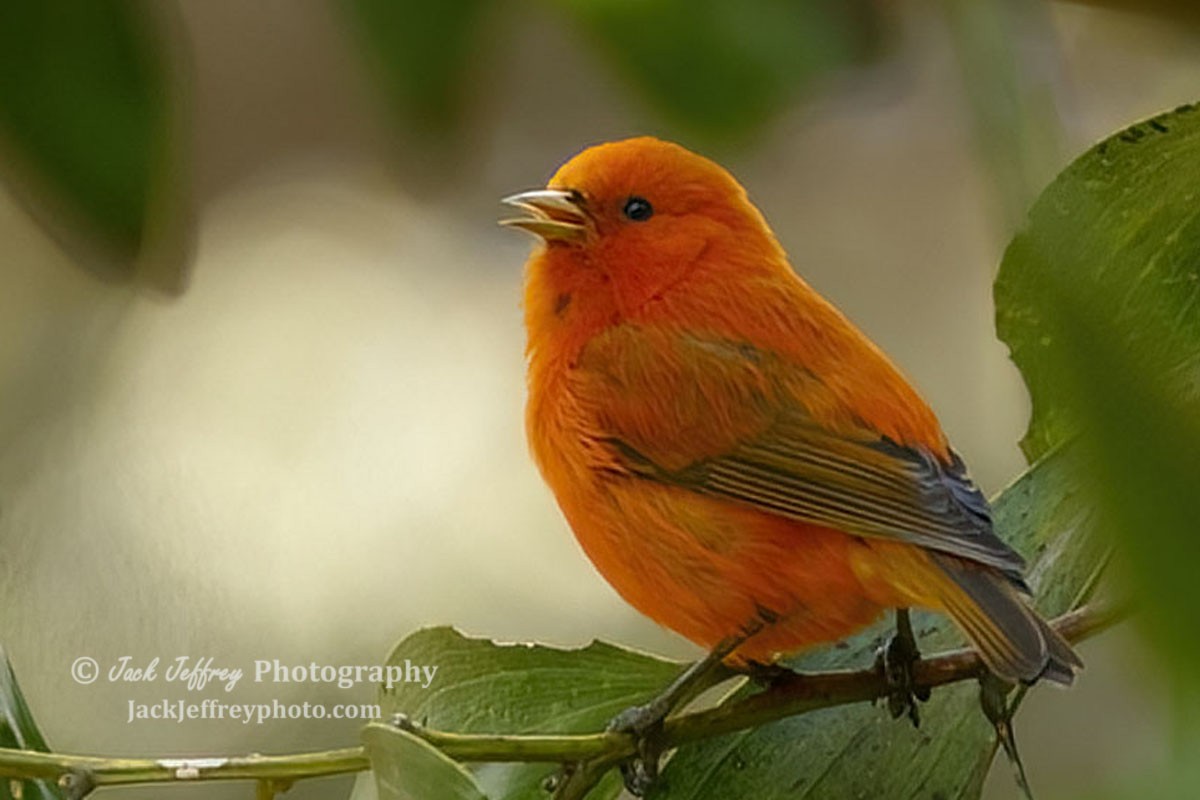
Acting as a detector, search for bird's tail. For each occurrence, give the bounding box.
[930,553,1082,685]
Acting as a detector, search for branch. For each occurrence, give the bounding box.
[666,601,1122,745]
[0,602,1126,794]
[0,748,368,790]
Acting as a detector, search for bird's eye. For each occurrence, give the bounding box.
[622,196,653,222]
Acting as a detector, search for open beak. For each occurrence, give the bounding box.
[500,189,588,242]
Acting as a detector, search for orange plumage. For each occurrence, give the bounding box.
[506,137,1079,682]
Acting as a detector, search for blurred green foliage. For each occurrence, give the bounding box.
[0,1,169,266]
[0,649,62,800]
[941,0,1064,232]
[0,0,883,282]
[997,104,1200,462]
[550,0,878,144]
[342,0,490,138]
[996,104,1200,794]
[341,0,881,146]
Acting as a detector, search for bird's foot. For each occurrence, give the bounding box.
[602,632,754,796]
[875,608,930,728]
[606,702,667,796]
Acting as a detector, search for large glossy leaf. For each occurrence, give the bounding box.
[552,0,879,144]
[650,445,1104,800]
[364,723,489,800]
[0,1,177,280]
[996,103,1200,684]
[377,629,683,800]
[995,103,1200,461]
[0,647,63,800]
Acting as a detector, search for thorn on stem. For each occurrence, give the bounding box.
[58,770,95,800]
[540,769,562,793]
[389,712,421,733]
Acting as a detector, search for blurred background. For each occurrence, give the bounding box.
[0,1,1193,798]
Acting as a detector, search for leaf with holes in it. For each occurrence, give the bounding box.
[0,647,64,800]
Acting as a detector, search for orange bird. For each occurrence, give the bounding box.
[503,137,1080,689]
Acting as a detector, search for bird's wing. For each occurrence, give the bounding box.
[572,324,1026,580]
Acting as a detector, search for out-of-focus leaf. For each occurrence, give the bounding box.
[1061,0,1200,25]
[340,0,490,137]
[941,0,1065,232]
[363,723,488,800]
[995,103,1200,461]
[378,628,683,800]
[0,1,179,282]
[1044,290,1200,683]
[0,647,63,800]
[996,103,1200,682]
[650,445,1103,800]
[554,0,881,144]
[348,771,380,800]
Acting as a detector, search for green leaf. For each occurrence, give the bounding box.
[0,1,176,276]
[649,445,1104,800]
[348,770,380,800]
[340,0,490,138]
[0,647,64,800]
[378,628,683,800]
[995,103,1200,687]
[364,723,488,800]
[995,103,1200,462]
[553,0,879,144]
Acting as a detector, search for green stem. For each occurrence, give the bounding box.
[0,747,368,786]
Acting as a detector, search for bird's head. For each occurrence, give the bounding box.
[503,137,788,332]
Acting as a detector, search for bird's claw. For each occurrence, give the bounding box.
[876,611,929,727]
[606,703,667,796]
[597,635,751,796]
[617,745,660,797]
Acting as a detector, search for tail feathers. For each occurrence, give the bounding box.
[1034,613,1084,685]
[931,554,1083,686]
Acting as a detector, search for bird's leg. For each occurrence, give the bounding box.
[607,622,761,796]
[876,607,930,727]
[608,637,740,733]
